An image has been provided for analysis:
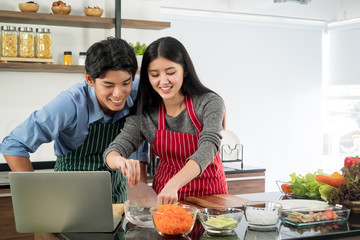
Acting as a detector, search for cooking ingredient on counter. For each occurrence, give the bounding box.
[327,164,360,205]
[151,204,194,235]
[319,184,335,201]
[281,182,292,193]
[344,156,359,168]
[52,1,66,7]
[283,209,339,223]
[289,170,326,199]
[316,172,346,188]
[18,1,39,12]
[1,26,18,57]
[204,215,238,229]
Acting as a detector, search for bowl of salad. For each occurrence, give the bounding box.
[197,207,243,235]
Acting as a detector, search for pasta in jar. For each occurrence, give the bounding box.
[19,27,35,58]
[36,28,51,58]
[1,26,18,57]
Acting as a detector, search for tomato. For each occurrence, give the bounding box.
[281,183,292,193]
[344,156,359,168]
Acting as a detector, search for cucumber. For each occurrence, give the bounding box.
[204,215,238,229]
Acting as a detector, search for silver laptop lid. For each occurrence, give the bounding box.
[9,171,116,233]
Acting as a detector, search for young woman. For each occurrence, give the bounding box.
[104,36,227,205]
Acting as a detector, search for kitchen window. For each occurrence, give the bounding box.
[323,84,360,169]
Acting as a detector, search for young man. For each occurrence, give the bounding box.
[0,38,148,203]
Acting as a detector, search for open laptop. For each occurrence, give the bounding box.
[9,171,122,233]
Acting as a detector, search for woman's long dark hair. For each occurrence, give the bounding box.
[137,37,215,114]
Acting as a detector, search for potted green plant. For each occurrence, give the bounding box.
[129,42,147,67]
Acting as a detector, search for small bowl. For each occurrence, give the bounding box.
[52,5,71,15]
[124,200,154,228]
[84,8,104,17]
[243,201,282,231]
[150,204,197,236]
[18,2,39,12]
[197,208,243,235]
[341,200,360,214]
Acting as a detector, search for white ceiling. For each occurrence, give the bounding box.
[161,0,360,21]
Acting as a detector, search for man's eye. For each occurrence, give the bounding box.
[123,81,131,86]
[104,85,113,88]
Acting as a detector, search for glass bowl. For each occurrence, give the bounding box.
[124,200,154,228]
[150,204,197,236]
[197,207,243,235]
[243,201,282,231]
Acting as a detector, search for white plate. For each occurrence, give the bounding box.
[276,199,329,211]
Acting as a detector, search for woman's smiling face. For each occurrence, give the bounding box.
[86,70,133,116]
[148,57,184,101]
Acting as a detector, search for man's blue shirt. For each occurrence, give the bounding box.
[0,78,148,162]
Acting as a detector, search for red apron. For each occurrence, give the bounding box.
[152,95,227,200]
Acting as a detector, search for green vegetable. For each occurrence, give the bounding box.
[204,216,237,229]
[328,164,360,205]
[289,170,326,199]
[319,184,335,201]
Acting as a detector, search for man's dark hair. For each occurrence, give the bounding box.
[85,37,137,80]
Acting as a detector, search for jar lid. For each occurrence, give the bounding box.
[79,52,86,56]
[36,28,51,33]
[64,51,72,55]
[18,27,33,32]
[1,26,16,31]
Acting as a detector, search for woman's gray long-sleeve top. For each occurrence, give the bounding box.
[103,92,225,173]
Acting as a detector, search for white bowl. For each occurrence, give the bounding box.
[243,201,282,231]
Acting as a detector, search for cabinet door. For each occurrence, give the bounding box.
[226,172,265,195]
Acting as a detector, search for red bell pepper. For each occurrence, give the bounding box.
[344,156,359,168]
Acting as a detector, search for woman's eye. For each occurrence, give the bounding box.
[151,74,159,78]
[167,72,175,75]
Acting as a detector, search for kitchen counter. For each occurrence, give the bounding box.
[37,192,360,240]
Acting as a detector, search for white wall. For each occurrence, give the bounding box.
[160,8,324,191]
[0,0,161,163]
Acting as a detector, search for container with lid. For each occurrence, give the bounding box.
[18,27,35,58]
[1,26,18,57]
[63,51,73,65]
[36,28,51,58]
[78,52,86,65]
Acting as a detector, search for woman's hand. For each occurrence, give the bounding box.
[157,181,179,205]
[106,151,140,187]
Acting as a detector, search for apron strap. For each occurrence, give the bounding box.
[185,96,203,133]
[157,102,166,130]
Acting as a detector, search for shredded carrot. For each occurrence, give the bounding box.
[316,174,346,188]
[153,204,194,235]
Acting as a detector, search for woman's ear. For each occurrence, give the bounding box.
[85,73,95,87]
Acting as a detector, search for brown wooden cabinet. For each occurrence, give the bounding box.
[0,188,33,240]
[225,171,265,195]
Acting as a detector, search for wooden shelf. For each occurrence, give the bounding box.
[0,10,171,30]
[0,62,85,73]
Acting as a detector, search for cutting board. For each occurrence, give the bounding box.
[112,203,124,217]
[184,194,250,209]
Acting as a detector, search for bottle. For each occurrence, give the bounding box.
[1,26,18,57]
[36,28,51,58]
[18,27,35,58]
[63,51,73,65]
[78,52,86,65]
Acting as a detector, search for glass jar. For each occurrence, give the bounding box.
[63,51,73,65]
[78,52,86,65]
[36,28,51,58]
[18,27,35,58]
[1,26,18,57]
